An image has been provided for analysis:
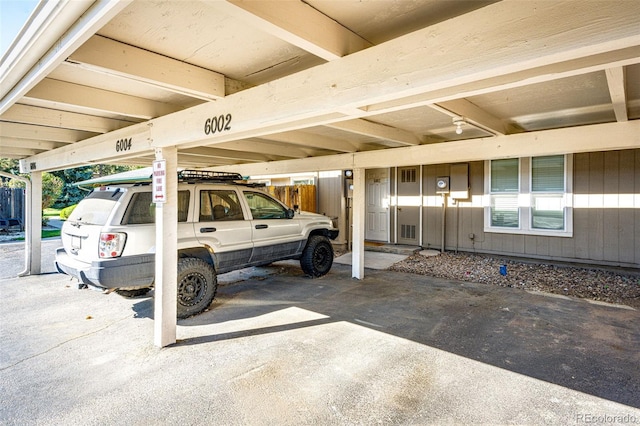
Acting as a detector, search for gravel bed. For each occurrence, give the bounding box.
[389,251,640,309]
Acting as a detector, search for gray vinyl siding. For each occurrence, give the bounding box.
[317,174,345,245]
[418,149,639,268]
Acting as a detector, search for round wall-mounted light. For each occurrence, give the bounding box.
[344,170,353,178]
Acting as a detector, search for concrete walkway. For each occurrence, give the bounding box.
[1,251,639,424]
[334,251,409,270]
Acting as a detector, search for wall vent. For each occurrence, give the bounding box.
[401,224,416,240]
[400,168,417,183]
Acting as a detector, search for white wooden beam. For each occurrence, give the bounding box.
[367,47,640,115]
[0,147,58,158]
[0,0,132,114]
[221,0,371,61]
[176,155,241,167]
[19,122,153,172]
[0,147,40,157]
[433,99,508,135]
[24,79,181,119]
[605,67,628,122]
[260,131,358,153]
[0,122,95,143]
[220,121,640,175]
[180,147,282,162]
[326,119,421,146]
[1,103,137,133]
[1,139,67,150]
[67,35,225,101]
[218,139,312,158]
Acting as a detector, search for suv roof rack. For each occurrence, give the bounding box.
[179,170,243,182]
[178,170,265,187]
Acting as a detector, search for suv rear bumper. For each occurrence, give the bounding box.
[55,248,154,289]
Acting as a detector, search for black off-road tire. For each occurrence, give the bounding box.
[300,235,334,277]
[176,257,217,319]
[115,288,152,298]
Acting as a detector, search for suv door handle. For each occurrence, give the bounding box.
[200,227,216,233]
[255,224,268,229]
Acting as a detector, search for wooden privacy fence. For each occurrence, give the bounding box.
[266,185,317,213]
[0,187,25,230]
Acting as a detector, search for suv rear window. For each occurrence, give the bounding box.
[67,189,124,226]
[122,191,190,224]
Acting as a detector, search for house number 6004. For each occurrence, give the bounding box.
[204,114,232,135]
[116,138,132,152]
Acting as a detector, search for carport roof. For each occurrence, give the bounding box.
[1,1,639,173]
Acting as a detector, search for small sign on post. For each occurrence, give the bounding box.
[152,159,167,204]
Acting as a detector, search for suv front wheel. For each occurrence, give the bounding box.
[176,257,218,319]
[300,235,334,277]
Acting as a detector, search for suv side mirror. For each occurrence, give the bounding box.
[286,209,295,219]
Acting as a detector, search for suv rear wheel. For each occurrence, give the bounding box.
[300,235,334,277]
[177,257,218,319]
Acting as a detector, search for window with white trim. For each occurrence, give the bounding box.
[485,154,572,237]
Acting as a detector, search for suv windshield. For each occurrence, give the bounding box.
[68,190,123,226]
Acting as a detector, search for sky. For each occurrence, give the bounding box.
[0,0,39,58]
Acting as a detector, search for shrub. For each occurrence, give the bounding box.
[59,204,77,220]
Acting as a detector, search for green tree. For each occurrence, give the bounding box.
[51,166,93,208]
[51,164,139,207]
[1,160,140,207]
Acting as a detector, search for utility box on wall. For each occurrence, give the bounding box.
[435,176,449,193]
[450,163,469,199]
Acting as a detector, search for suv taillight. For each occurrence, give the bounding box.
[99,233,126,258]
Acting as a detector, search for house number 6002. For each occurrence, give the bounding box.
[204,114,232,135]
[116,138,132,152]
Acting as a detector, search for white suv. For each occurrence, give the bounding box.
[55,171,338,318]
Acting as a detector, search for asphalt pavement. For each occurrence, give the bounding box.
[1,240,639,425]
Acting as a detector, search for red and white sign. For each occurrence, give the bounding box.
[152,160,167,203]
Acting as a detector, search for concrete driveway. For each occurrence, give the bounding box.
[1,240,639,425]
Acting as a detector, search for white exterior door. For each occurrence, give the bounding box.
[365,169,389,241]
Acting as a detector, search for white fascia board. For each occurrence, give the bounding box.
[19,121,152,173]
[0,0,132,115]
[217,121,640,175]
[66,35,225,101]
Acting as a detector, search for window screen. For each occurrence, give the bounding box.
[490,159,519,228]
[531,155,565,230]
[490,158,519,192]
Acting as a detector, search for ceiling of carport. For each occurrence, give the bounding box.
[0,0,638,170]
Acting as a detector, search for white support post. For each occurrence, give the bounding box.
[351,168,365,279]
[24,171,42,275]
[153,146,178,348]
